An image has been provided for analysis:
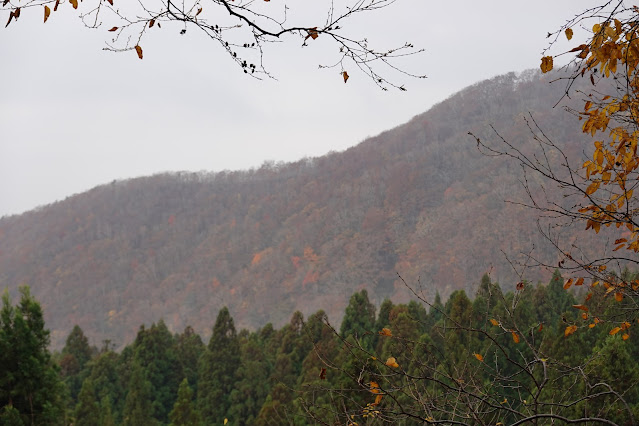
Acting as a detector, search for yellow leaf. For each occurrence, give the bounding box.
[565,325,578,337]
[379,328,392,337]
[489,319,499,326]
[540,56,553,73]
[135,45,143,60]
[44,5,50,23]
[565,28,573,40]
[69,0,78,9]
[224,419,228,425]
[512,332,520,343]
[342,71,349,83]
[473,353,484,362]
[385,357,399,368]
[585,181,600,195]
[610,327,622,335]
[572,304,589,312]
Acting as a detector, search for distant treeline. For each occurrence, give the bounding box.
[2,271,638,425]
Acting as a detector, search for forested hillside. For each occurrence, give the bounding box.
[0,69,595,349]
[3,274,637,425]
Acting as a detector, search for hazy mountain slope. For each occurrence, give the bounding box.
[0,70,590,348]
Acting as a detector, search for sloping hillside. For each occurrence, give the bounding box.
[0,70,591,348]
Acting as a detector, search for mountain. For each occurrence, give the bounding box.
[0,69,592,349]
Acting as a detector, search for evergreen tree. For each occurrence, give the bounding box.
[74,378,100,426]
[99,396,115,426]
[169,378,201,426]
[61,325,94,401]
[122,362,156,426]
[0,286,66,425]
[197,307,241,423]
[0,404,24,426]
[340,290,376,350]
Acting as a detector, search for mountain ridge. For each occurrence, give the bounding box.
[0,69,591,349]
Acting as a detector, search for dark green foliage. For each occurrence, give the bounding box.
[340,290,376,350]
[0,287,66,425]
[60,325,94,401]
[122,362,156,426]
[197,307,241,423]
[169,379,200,426]
[74,378,100,426]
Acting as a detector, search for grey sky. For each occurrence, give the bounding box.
[0,0,601,217]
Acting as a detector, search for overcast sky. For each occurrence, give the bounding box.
[0,0,603,217]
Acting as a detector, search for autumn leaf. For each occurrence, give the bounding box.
[610,327,622,335]
[135,45,143,59]
[565,28,573,40]
[149,19,155,28]
[342,71,349,83]
[319,367,326,380]
[575,277,584,286]
[540,56,553,73]
[106,0,113,5]
[516,281,524,291]
[370,381,381,394]
[54,0,60,11]
[572,304,589,312]
[305,27,318,40]
[108,26,118,32]
[69,0,78,9]
[385,357,399,368]
[565,325,578,337]
[623,333,630,340]
[474,353,484,362]
[196,7,202,16]
[373,394,383,406]
[44,5,50,23]
[379,327,392,337]
[615,292,623,302]
[489,319,499,326]
[512,332,520,343]
[563,278,573,290]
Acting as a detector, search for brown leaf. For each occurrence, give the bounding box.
[149,19,155,28]
[572,304,589,312]
[565,28,573,40]
[2,0,9,6]
[342,71,349,83]
[319,367,326,380]
[516,281,524,291]
[69,0,78,9]
[540,56,553,73]
[44,5,50,22]
[563,278,573,290]
[615,292,623,302]
[196,7,202,16]
[569,43,588,53]
[135,45,143,59]
[54,0,60,11]
[305,27,318,40]
[108,26,118,32]
[106,0,113,5]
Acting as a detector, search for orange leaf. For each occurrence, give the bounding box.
[565,325,578,337]
[564,278,573,290]
[575,277,584,286]
[582,312,589,320]
[615,292,623,302]
[512,332,520,343]
[342,71,349,83]
[379,328,392,337]
[489,319,499,326]
[44,5,50,22]
[385,357,399,368]
[474,353,484,362]
[538,323,543,332]
[585,293,593,301]
[623,333,630,340]
[69,0,78,9]
[370,381,381,394]
[589,323,597,328]
[135,45,143,59]
[610,327,622,335]
[373,394,383,406]
[572,304,589,312]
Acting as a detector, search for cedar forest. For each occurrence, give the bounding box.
[4,1,639,425]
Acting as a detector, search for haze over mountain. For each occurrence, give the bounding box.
[0,69,592,349]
